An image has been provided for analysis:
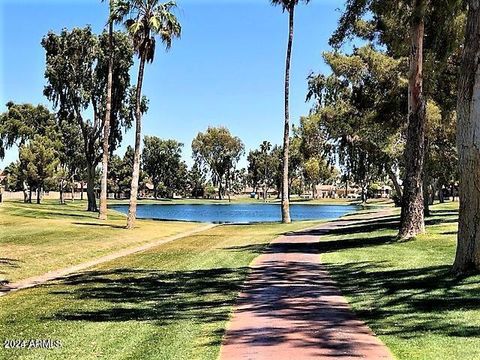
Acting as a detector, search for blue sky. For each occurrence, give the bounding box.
[0,0,345,169]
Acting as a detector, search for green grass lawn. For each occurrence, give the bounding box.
[0,200,202,283]
[321,201,480,360]
[2,199,475,359]
[0,201,323,360]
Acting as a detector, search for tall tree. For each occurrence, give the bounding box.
[453,0,480,275]
[142,136,184,199]
[307,45,406,203]
[271,0,310,223]
[113,0,181,229]
[192,127,244,200]
[248,141,279,201]
[99,0,115,220]
[398,0,427,238]
[330,0,464,238]
[42,27,135,212]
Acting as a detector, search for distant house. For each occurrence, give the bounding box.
[314,184,337,198]
[372,185,392,198]
[242,186,278,198]
[0,172,6,202]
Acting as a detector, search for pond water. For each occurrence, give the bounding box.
[111,203,357,224]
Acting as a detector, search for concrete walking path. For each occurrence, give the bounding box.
[0,223,216,297]
[219,209,394,360]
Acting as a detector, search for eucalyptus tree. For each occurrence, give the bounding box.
[453,0,480,275]
[99,0,115,220]
[42,27,135,212]
[271,0,310,223]
[112,0,181,228]
[192,127,244,200]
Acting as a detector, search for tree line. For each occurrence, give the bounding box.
[0,119,338,202]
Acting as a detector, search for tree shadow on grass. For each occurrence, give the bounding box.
[0,258,20,267]
[325,261,480,339]
[46,267,250,326]
[226,235,396,257]
[72,222,125,229]
[0,257,20,279]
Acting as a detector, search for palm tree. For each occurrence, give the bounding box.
[271,0,310,223]
[260,140,272,202]
[99,0,114,220]
[113,0,181,229]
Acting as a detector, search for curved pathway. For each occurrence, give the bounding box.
[219,209,394,360]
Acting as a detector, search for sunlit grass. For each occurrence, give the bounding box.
[0,200,202,283]
[322,201,480,360]
[0,219,322,360]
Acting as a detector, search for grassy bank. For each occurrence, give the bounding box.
[0,200,324,360]
[0,200,201,283]
[321,201,480,360]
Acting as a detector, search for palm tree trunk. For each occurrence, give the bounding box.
[126,55,146,229]
[399,0,426,239]
[453,0,480,275]
[281,6,294,224]
[99,12,114,221]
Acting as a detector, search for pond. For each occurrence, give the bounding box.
[111,203,357,224]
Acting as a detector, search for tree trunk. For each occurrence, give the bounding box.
[399,0,426,239]
[453,0,480,275]
[126,55,146,229]
[28,187,32,203]
[281,6,295,224]
[99,14,114,221]
[438,181,445,203]
[423,174,430,217]
[23,181,29,203]
[218,179,223,200]
[387,167,403,199]
[36,186,41,204]
[345,177,349,199]
[86,162,98,212]
[59,180,65,205]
